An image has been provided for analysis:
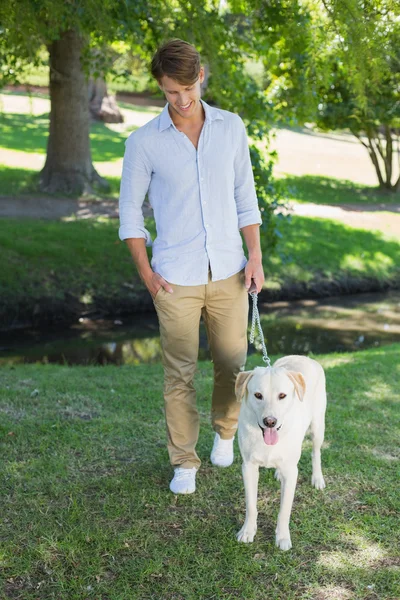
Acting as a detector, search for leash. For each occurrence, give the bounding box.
[249,292,271,366]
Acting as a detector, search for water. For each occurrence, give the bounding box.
[0,291,399,366]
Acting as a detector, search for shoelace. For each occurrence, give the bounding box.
[213,438,233,456]
[174,468,195,480]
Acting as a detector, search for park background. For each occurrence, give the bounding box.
[0,1,399,599]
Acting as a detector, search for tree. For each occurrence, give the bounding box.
[0,0,283,249]
[0,0,146,194]
[244,0,400,192]
[315,0,400,192]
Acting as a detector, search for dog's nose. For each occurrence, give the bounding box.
[263,416,277,428]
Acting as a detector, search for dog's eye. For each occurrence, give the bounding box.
[254,392,263,400]
[278,393,287,400]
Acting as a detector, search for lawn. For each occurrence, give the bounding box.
[279,175,398,206]
[1,344,399,599]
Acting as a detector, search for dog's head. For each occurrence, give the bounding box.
[235,366,306,446]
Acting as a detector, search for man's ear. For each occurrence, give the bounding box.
[286,371,306,402]
[199,65,205,84]
[235,371,253,402]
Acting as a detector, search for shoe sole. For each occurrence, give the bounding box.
[169,487,196,494]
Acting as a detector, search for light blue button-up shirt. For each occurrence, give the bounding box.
[119,99,262,285]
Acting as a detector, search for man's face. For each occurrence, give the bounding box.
[158,67,204,120]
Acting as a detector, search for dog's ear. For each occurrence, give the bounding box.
[286,371,306,401]
[235,370,254,402]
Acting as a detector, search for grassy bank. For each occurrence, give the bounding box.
[0,215,399,329]
[1,344,399,599]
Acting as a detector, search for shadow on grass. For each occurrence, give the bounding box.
[281,174,399,206]
[0,166,40,195]
[0,165,120,198]
[0,112,128,162]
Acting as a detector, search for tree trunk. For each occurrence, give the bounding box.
[40,29,109,195]
[88,77,124,124]
[352,126,399,192]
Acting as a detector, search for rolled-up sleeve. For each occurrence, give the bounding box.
[118,133,152,244]
[234,118,262,229]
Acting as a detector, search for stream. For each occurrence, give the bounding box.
[0,291,399,366]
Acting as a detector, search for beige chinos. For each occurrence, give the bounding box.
[153,269,248,469]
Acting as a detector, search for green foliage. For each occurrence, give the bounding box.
[239,0,400,191]
[314,3,400,190]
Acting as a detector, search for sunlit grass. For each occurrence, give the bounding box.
[263,216,400,290]
[280,174,397,205]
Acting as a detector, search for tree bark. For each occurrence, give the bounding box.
[88,77,124,124]
[40,29,109,195]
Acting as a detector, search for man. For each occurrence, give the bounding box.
[119,39,264,494]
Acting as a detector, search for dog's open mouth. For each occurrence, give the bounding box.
[259,424,282,446]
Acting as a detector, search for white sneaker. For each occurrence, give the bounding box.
[169,467,197,494]
[210,433,234,467]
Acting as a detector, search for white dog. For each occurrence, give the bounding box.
[235,355,326,550]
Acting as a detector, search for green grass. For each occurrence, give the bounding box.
[0,215,399,326]
[280,175,398,205]
[0,166,121,198]
[0,218,129,300]
[0,111,130,162]
[0,166,40,196]
[1,344,399,599]
[0,94,158,197]
[265,215,400,291]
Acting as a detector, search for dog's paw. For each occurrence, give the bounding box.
[276,536,292,551]
[237,524,257,543]
[312,474,326,490]
[274,469,282,482]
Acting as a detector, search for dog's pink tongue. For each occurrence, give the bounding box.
[263,428,278,445]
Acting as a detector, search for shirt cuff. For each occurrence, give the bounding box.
[238,209,262,230]
[119,225,153,246]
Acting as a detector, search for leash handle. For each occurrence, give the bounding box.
[249,292,271,366]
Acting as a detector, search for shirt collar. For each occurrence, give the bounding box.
[158,99,224,132]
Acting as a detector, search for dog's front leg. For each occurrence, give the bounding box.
[237,461,259,543]
[275,466,298,551]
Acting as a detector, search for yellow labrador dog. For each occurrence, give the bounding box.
[235,355,326,551]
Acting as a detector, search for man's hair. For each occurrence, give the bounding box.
[151,39,201,85]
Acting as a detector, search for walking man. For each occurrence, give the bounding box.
[119,39,264,494]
